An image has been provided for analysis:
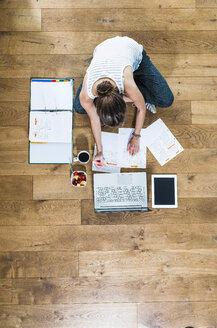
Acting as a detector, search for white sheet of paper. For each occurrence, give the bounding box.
[92,131,146,170]
[29,111,72,143]
[92,144,121,173]
[118,128,146,168]
[31,81,73,110]
[142,119,184,166]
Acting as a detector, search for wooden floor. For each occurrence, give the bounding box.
[0,1,217,327]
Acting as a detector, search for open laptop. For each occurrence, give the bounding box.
[94,172,150,213]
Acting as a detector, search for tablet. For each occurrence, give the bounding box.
[152,175,178,208]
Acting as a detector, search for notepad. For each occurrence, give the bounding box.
[29,78,73,164]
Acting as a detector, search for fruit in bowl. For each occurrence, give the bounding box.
[71,171,87,187]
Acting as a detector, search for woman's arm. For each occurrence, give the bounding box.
[123,66,147,155]
[79,74,103,165]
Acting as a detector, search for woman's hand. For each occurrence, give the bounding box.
[93,151,104,167]
[127,136,140,156]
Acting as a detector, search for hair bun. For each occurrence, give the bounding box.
[97,80,114,97]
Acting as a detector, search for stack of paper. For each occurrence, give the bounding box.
[92,119,184,171]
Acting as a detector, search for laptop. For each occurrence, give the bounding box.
[93,172,150,213]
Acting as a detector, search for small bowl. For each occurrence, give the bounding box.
[71,171,87,187]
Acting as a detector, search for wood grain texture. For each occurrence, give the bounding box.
[127,31,217,53]
[0,102,29,126]
[0,200,81,225]
[81,198,217,225]
[2,54,217,78]
[1,2,217,327]
[33,175,93,200]
[0,224,217,252]
[191,101,217,124]
[1,31,217,55]
[169,77,217,101]
[0,304,137,328]
[0,0,196,9]
[0,176,32,200]
[178,173,217,198]
[42,9,217,32]
[196,0,217,7]
[79,249,217,277]
[138,302,217,328]
[0,275,217,304]
[0,9,41,31]
[0,251,78,278]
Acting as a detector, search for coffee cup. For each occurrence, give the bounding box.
[73,151,90,164]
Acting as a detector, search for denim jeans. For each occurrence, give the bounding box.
[74,50,174,114]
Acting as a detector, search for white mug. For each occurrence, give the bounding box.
[73,151,90,164]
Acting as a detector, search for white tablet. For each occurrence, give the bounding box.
[152,174,178,208]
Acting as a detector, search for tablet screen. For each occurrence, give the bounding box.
[152,175,177,208]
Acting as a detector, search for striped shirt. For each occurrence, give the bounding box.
[86,36,143,99]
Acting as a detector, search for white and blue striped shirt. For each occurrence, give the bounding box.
[86,36,143,99]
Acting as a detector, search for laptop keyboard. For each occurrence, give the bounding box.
[95,185,146,205]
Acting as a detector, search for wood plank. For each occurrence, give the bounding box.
[196,0,217,7]
[0,126,28,151]
[151,53,217,76]
[0,176,32,200]
[178,173,217,198]
[0,224,217,252]
[0,251,78,278]
[0,0,196,9]
[169,124,217,149]
[2,54,217,78]
[127,31,217,53]
[0,304,137,328]
[0,102,28,126]
[42,9,217,32]
[147,148,217,174]
[192,101,217,124]
[1,31,217,55]
[0,200,81,225]
[79,249,217,277]
[107,0,196,8]
[0,32,118,55]
[81,198,217,225]
[138,302,217,328]
[0,79,29,101]
[0,275,217,304]
[0,0,106,9]
[0,9,41,32]
[33,175,93,200]
[0,55,91,79]
[169,77,217,101]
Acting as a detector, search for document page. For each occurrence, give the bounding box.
[118,128,146,168]
[31,80,73,110]
[92,131,146,170]
[142,119,184,166]
[29,111,72,143]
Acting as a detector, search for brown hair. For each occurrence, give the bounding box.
[95,81,126,127]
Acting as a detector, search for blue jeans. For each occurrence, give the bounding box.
[74,50,174,114]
